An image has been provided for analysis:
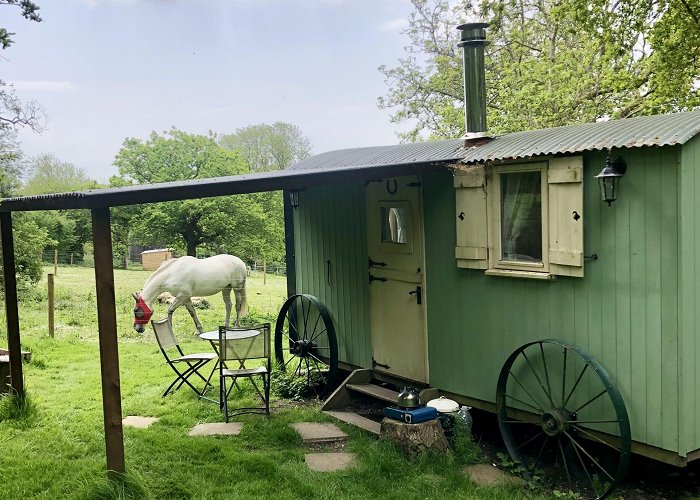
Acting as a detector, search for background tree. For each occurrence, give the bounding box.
[19,154,99,264]
[219,122,311,172]
[379,0,700,140]
[112,128,283,260]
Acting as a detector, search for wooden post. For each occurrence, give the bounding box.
[0,212,24,396]
[91,207,125,474]
[70,252,74,266]
[54,249,58,276]
[263,259,267,285]
[283,190,297,299]
[47,273,55,338]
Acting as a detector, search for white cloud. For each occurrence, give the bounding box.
[10,80,77,92]
[378,17,408,33]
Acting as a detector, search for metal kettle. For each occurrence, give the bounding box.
[397,387,420,408]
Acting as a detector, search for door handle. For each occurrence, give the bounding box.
[408,286,422,305]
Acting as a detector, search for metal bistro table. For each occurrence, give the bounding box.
[198,328,263,404]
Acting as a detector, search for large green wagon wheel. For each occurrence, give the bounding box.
[496,339,631,500]
[274,294,339,398]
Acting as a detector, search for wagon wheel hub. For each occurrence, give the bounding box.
[540,409,570,436]
[291,339,314,358]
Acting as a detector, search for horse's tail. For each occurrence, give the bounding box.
[236,281,249,318]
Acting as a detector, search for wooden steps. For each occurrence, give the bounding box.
[323,410,381,436]
[322,369,408,437]
[345,383,399,404]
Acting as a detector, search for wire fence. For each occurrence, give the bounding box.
[40,249,287,276]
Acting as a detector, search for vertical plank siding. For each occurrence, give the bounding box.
[295,146,688,455]
[680,135,700,455]
[423,147,680,453]
[294,184,371,368]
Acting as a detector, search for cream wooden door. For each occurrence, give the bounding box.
[367,175,427,383]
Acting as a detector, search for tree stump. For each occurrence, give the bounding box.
[0,355,10,394]
[380,417,451,458]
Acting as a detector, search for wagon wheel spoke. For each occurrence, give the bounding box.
[539,342,555,409]
[571,425,622,452]
[558,437,572,484]
[563,363,588,408]
[509,371,546,413]
[521,351,556,408]
[274,294,339,398]
[561,347,568,407]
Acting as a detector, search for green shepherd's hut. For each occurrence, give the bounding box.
[1,21,699,498]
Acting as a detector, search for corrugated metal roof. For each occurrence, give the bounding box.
[288,139,466,171]
[461,109,700,164]
[289,110,700,171]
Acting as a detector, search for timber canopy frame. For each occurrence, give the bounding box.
[0,160,449,473]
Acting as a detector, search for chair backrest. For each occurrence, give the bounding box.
[151,317,179,350]
[218,324,270,364]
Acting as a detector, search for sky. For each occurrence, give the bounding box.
[3,0,416,182]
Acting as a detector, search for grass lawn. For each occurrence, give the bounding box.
[0,265,537,499]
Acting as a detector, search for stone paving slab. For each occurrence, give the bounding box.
[290,422,348,444]
[122,416,158,429]
[464,464,526,487]
[189,422,243,436]
[304,452,357,472]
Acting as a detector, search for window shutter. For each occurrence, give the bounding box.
[454,167,488,269]
[548,157,584,277]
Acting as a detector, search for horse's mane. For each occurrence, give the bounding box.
[141,257,180,289]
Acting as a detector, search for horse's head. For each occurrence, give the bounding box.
[132,292,153,333]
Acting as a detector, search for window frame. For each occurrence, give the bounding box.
[488,162,550,276]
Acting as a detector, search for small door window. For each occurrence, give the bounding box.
[381,206,407,244]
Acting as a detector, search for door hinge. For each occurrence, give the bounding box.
[369,274,387,284]
[369,258,387,268]
[372,357,390,369]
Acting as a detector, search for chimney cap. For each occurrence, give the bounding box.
[456,21,489,30]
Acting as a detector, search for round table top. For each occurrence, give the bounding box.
[199,329,260,341]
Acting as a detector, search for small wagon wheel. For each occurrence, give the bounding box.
[274,294,339,398]
[496,339,631,500]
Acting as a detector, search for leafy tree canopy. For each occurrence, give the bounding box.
[21,153,99,195]
[0,0,41,50]
[219,122,311,172]
[112,128,285,260]
[379,0,700,140]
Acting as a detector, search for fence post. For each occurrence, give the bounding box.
[70,252,74,266]
[54,249,58,276]
[263,259,267,285]
[48,273,55,338]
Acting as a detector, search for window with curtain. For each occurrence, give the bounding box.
[499,171,542,262]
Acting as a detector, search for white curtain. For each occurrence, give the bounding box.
[500,172,541,261]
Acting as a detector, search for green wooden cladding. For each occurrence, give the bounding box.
[293,184,372,369]
[424,146,680,455]
[295,143,700,458]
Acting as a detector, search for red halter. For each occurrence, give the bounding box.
[133,294,153,326]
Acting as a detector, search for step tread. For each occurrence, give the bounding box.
[324,410,381,436]
[346,383,399,403]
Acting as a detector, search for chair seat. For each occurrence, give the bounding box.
[221,366,268,377]
[173,352,217,362]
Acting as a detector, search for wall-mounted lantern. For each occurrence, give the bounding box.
[595,155,627,206]
[289,190,300,209]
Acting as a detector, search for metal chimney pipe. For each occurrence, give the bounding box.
[457,22,489,137]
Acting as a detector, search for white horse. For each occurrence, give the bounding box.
[132,254,248,334]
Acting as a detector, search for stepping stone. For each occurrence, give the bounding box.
[304,452,356,472]
[189,422,243,436]
[464,464,526,487]
[122,416,158,429]
[290,422,348,444]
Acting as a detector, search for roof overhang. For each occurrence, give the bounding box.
[0,160,452,212]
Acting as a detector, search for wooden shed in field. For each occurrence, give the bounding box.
[140,248,173,271]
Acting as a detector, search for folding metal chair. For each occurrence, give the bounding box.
[219,323,271,421]
[151,317,217,401]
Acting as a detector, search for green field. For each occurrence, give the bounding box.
[0,265,532,499]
